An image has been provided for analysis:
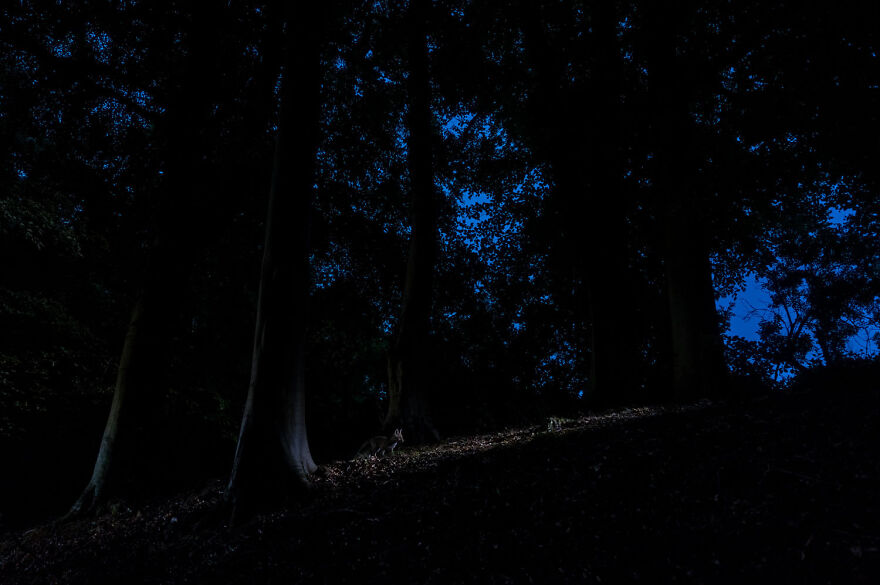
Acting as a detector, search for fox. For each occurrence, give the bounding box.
[357,428,404,458]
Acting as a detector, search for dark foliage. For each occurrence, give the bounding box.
[0,0,878,577]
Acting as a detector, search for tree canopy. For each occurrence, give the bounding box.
[1,0,878,524]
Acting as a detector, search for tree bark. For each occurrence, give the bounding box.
[225,3,322,521]
[663,220,727,399]
[65,298,144,518]
[65,7,219,518]
[384,0,440,443]
[647,1,728,400]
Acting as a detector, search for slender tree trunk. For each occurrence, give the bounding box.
[225,4,322,522]
[65,8,218,518]
[65,298,144,518]
[647,2,727,400]
[384,0,440,443]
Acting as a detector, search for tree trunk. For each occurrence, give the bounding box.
[647,1,728,401]
[384,0,440,443]
[663,219,727,399]
[225,4,322,522]
[65,7,219,518]
[65,298,144,518]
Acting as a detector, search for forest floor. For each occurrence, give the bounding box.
[1,385,879,584]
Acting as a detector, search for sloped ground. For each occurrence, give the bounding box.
[1,387,878,584]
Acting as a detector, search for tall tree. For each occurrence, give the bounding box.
[645,1,728,400]
[225,2,323,520]
[384,0,441,441]
[66,4,220,517]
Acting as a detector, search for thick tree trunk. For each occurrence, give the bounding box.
[663,219,727,399]
[384,0,440,443]
[647,2,728,400]
[225,4,322,522]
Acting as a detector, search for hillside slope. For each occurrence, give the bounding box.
[2,387,878,584]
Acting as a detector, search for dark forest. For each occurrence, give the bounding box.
[1,1,879,582]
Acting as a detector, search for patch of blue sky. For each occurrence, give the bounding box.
[718,268,878,364]
[119,87,155,110]
[717,273,773,341]
[451,187,494,255]
[721,65,737,91]
[87,30,113,64]
[375,67,395,85]
[313,243,353,290]
[536,344,584,395]
[515,166,550,196]
[49,36,74,58]
[457,189,491,223]
[442,111,510,146]
[441,113,477,139]
[89,97,149,134]
[15,53,39,86]
[848,328,879,357]
[828,206,855,225]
